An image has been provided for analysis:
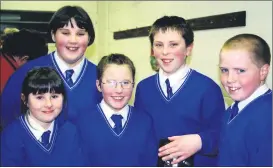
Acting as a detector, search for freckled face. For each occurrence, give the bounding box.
[52,18,90,68]
[219,49,264,101]
[26,92,63,129]
[152,29,192,76]
[96,64,134,112]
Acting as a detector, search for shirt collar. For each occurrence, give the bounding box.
[25,112,54,141]
[235,84,269,111]
[100,99,129,121]
[159,64,190,88]
[54,51,85,80]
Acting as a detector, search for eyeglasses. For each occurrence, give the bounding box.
[101,80,134,89]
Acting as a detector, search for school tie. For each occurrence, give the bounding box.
[111,114,123,134]
[65,69,74,87]
[165,79,173,99]
[230,101,240,121]
[41,130,51,146]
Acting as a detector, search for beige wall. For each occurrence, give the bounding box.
[1,1,99,63]
[97,1,272,106]
[2,1,272,106]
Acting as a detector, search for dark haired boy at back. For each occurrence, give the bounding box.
[0,29,48,93]
[1,6,102,129]
[1,67,87,166]
[77,53,158,166]
[134,16,226,166]
[218,34,272,166]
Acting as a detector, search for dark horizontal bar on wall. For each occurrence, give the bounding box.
[113,11,246,40]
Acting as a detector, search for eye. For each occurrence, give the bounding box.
[154,43,162,47]
[122,81,131,85]
[237,69,245,73]
[61,32,69,35]
[36,95,44,100]
[170,43,178,47]
[77,32,86,36]
[220,68,228,73]
[51,94,59,99]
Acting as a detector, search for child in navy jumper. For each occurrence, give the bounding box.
[1,5,102,129]
[134,16,226,166]
[1,67,87,166]
[218,33,272,166]
[77,54,158,166]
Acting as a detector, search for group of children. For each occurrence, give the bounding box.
[0,5,271,167]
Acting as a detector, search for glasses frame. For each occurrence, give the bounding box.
[101,79,134,89]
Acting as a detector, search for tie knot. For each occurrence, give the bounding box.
[65,69,74,79]
[232,101,240,109]
[41,130,51,145]
[111,114,123,124]
[165,79,171,88]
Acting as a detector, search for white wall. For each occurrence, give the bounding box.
[1,1,99,63]
[2,1,272,106]
[97,1,272,105]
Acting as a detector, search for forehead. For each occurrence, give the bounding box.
[220,49,257,67]
[154,29,183,41]
[103,64,132,78]
[60,18,85,30]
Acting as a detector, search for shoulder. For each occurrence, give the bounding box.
[86,59,97,69]
[130,106,153,124]
[137,74,157,88]
[1,117,24,139]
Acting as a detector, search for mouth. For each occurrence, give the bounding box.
[227,86,240,93]
[66,46,79,51]
[161,59,174,64]
[112,96,124,101]
[43,110,54,114]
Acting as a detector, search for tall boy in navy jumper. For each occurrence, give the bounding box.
[77,54,158,166]
[134,16,226,166]
[1,5,101,128]
[1,67,86,166]
[218,33,272,166]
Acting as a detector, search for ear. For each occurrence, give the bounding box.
[51,31,56,42]
[260,64,270,81]
[96,80,102,92]
[21,93,27,105]
[21,55,29,62]
[186,43,194,56]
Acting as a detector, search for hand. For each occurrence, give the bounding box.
[158,134,202,164]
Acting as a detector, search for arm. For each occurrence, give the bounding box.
[159,83,225,164]
[1,73,23,129]
[197,83,226,155]
[1,128,25,166]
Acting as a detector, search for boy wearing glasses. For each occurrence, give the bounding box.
[76,53,158,166]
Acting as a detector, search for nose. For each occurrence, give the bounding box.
[162,46,169,56]
[115,82,123,93]
[227,71,236,83]
[45,98,53,108]
[69,34,77,43]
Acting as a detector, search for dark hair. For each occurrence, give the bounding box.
[97,53,136,82]
[1,29,48,60]
[49,5,95,46]
[21,67,66,114]
[149,16,194,47]
[221,33,271,67]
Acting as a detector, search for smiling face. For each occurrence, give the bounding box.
[152,29,193,76]
[52,18,90,68]
[25,92,63,129]
[219,49,268,101]
[96,64,134,112]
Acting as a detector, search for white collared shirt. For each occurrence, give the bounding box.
[25,113,54,143]
[100,99,129,128]
[159,64,190,97]
[54,51,85,83]
[232,84,270,113]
